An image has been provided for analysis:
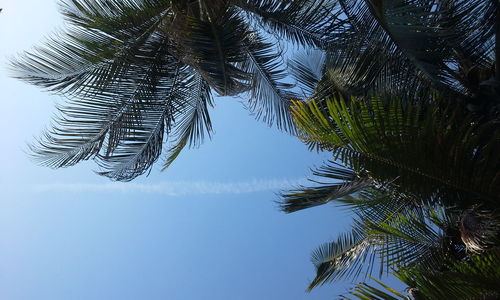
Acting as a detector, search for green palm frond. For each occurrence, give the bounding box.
[338,189,425,223]
[339,248,500,300]
[291,96,500,205]
[286,95,499,294]
[363,209,461,271]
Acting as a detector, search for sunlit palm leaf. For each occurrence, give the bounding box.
[291,97,500,205]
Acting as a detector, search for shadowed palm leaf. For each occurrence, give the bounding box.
[395,248,500,300]
[307,199,463,290]
[290,0,499,111]
[280,163,373,213]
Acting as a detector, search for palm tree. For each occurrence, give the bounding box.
[279,95,500,296]
[11,0,338,181]
[277,1,500,296]
[290,0,500,118]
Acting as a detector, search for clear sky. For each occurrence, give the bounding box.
[0,2,402,299]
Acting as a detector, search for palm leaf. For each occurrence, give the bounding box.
[396,248,500,300]
[175,9,249,96]
[287,50,326,98]
[341,278,406,300]
[162,72,213,170]
[309,204,466,289]
[12,0,316,178]
[241,33,297,132]
[12,0,170,96]
[28,44,196,180]
[280,162,373,213]
[291,96,500,205]
[322,0,497,102]
[308,229,381,290]
[236,0,339,49]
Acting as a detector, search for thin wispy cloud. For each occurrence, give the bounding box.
[32,178,309,197]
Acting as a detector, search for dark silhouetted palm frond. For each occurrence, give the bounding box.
[301,0,500,111]
[12,0,338,180]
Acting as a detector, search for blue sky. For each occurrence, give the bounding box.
[0,2,403,299]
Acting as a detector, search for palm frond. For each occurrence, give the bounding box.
[95,63,211,181]
[28,45,195,181]
[162,72,213,170]
[235,0,339,49]
[11,0,170,96]
[342,247,500,300]
[60,0,169,32]
[338,189,426,224]
[308,229,381,290]
[288,50,326,98]
[242,35,297,132]
[341,279,406,300]
[397,248,500,300]
[279,162,372,213]
[320,0,498,103]
[309,200,467,289]
[291,96,500,205]
[362,210,457,271]
[175,9,249,96]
